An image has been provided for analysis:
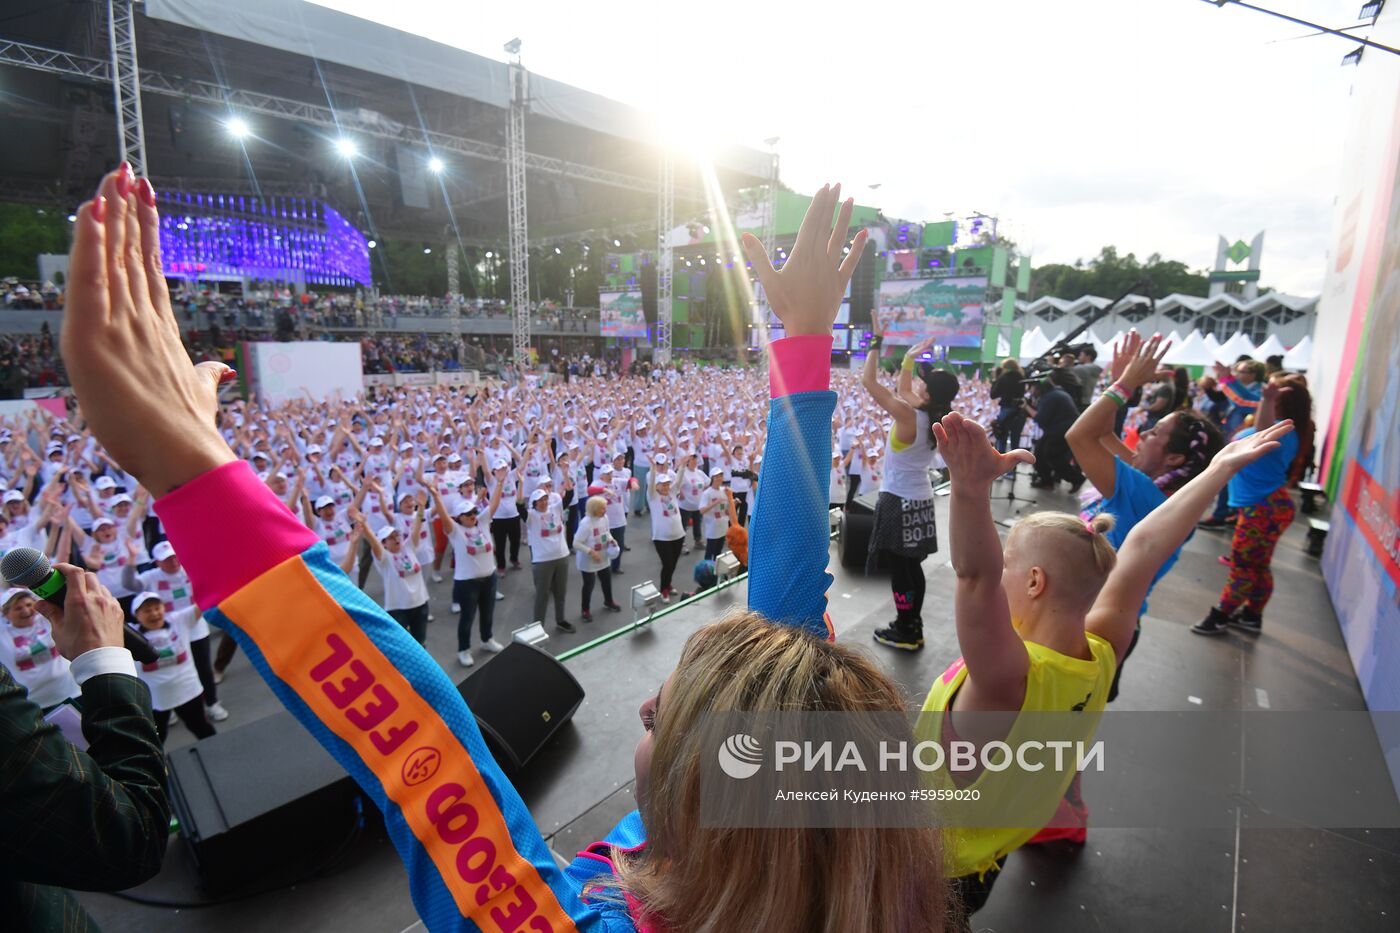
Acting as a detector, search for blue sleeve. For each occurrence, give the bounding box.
[748,390,837,638]
[1094,458,1177,617]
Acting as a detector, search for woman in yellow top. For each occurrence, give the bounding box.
[923,411,1291,927]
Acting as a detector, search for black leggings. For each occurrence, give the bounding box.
[188,634,218,706]
[580,568,615,611]
[491,515,522,569]
[704,536,726,561]
[887,552,927,624]
[155,696,216,744]
[654,538,683,593]
[682,508,702,545]
[389,603,429,644]
[732,492,750,526]
[845,474,862,508]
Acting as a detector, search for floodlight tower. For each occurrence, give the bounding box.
[106,0,148,176]
[505,38,530,365]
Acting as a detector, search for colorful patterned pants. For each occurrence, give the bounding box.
[1219,487,1295,614]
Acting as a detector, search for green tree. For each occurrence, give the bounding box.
[1031,246,1214,300]
[0,204,71,280]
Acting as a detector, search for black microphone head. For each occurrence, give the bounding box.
[2,547,51,590]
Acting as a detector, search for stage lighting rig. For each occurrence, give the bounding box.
[428,156,445,174]
[226,116,251,140]
[504,37,522,56]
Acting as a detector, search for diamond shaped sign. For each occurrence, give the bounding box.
[1227,239,1251,265]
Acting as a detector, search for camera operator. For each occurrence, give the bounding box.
[1023,376,1085,492]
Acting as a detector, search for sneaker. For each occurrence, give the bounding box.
[557,619,576,634]
[682,545,692,555]
[212,668,225,685]
[1191,607,1232,636]
[457,650,475,667]
[495,591,505,601]
[581,609,593,622]
[1217,555,1233,566]
[613,568,624,575]
[205,701,230,722]
[604,602,622,613]
[873,621,924,651]
[432,572,444,583]
[427,612,435,622]
[511,561,523,571]
[1197,517,1232,530]
[479,638,505,653]
[451,602,461,613]
[660,588,673,603]
[1227,609,1263,634]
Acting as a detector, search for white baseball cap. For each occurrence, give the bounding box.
[375,525,400,542]
[94,476,117,490]
[655,472,676,484]
[314,495,336,510]
[529,488,548,504]
[2,490,24,504]
[2,587,34,609]
[91,517,115,531]
[152,541,176,561]
[132,591,162,612]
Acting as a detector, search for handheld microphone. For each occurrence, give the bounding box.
[1,547,159,664]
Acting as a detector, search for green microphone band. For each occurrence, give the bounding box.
[32,571,64,601]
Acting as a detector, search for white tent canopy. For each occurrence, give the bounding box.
[1284,334,1314,370]
[1217,332,1258,362]
[1018,327,1052,362]
[1253,333,1288,360]
[1203,333,1223,356]
[1164,330,1185,349]
[1164,331,1216,366]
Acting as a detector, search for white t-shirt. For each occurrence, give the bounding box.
[90,543,135,598]
[699,487,729,540]
[829,466,848,504]
[677,468,705,511]
[136,565,205,641]
[373,548,428,611]
[490,476,520,520]
[525,499,569,563]
[573,514,614,572]
[602,480,626,529]
[729,459,752,494]
[393,511,434,566]
[648,491,685,541]
[1,617,79,708]
[133,608,204,711]
[447,521,496,581]
[313,515,355,566]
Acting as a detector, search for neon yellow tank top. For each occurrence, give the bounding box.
[916,633,1117,879]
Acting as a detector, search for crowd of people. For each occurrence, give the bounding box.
[1,167,1321,933]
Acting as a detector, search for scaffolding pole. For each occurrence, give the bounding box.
[106,0,147,176]
[507,60,530,366]
[654,151,674,365]
[755,150,780,360]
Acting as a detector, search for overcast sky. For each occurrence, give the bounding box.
[313,0,1369,295]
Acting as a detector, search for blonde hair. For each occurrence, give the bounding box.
[612,611,946,932]
[586,495,607,518]
[1008,512,1118,609]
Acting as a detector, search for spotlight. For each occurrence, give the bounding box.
[66,214,77,223]
[335,137,358,158]
[226,116,251,140]
[613,238,622,247]
[423,245,433,255]
[702,225,711,234]
[367,239,377,249]
[485,250,494,258]
[631,581,662,626]
[554,246,562,255]
[428,156,445,174]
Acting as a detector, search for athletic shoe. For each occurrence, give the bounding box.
[427,612,435,622]
[495,591,505,601]
[432,572,444,583]
[661,588,673,603]
[205,702,230,722]
[511,561,523,571]
[682,545,692,555]
[212,668,225,685]
[1217,555,1233,566]
[1197,517,1232,530]
[1191,607,1232,636]
[581,609,593,622]
[604,602,622,613]
[557,619,576,634]
[451,602,461,613]
[1227,608,1263,634]
[479,638,505,653]
[613,568,624,575]
[873,621,924,651]
[457,650,474,667]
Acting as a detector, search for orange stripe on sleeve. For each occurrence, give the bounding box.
[221,556,578,932]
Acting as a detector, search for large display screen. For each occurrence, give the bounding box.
[600,290,648,338]
[875,276,987,347]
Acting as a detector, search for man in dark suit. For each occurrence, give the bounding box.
[1,564,170,931]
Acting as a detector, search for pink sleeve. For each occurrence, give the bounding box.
[768,334,834,398]
[153,460,319,608]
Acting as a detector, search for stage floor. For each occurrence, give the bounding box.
[79,478,1400,932]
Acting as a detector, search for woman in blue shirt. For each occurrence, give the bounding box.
[1192,375,1309,636]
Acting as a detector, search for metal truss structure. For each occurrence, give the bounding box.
[654,152,674,365]
[506,61,530,364]
[105,0,148,176]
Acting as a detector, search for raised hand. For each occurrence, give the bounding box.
[740,183,869,337]
[1212,420,1294,475]
[1111,332,1171,391]
[932,412,1034,489]
[61,165,237,498]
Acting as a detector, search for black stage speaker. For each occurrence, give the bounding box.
[166,711,361,895]
[839,491,888,571]
[457,641,585,769]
